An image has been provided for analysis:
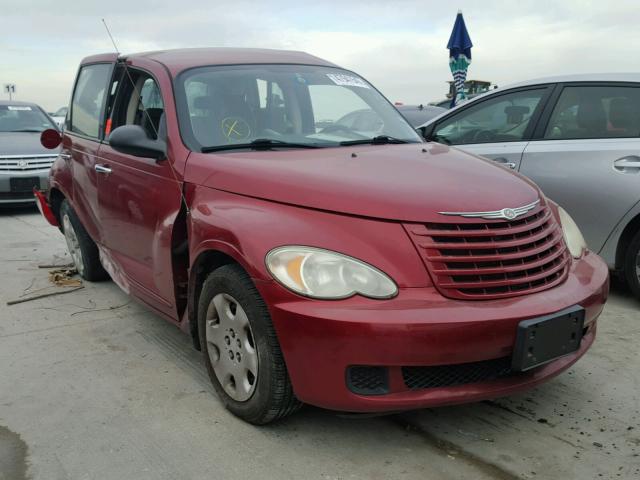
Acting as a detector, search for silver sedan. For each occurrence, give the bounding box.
[0,100,60,205]
[419,74,640,298]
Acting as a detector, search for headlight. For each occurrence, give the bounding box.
[265,246,398,299]
[558,207,587,258]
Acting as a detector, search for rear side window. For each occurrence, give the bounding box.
[70,64,112,139]
[432,89,547,145]
[544,85,640,139]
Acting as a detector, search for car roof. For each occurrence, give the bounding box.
[81,48,339,75]
[419,72,640,128]
[0,100,40,107]
[501,72,640,89]
[396,104,446,113]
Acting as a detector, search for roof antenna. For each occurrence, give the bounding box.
[99,18,190,216]
[102,18,120,53]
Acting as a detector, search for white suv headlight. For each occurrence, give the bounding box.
[558,207,587,258]
[266,246,398,299]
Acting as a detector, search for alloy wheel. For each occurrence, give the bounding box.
[62,214,85,276]
[205,293,258,402]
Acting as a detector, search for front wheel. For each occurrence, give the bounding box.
[59,200,109,281]
[623,229,640,299]
[198,264,300,424]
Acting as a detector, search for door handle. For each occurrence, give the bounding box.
[94,164,112,174]
[614,156,640,173]
[492,157,517,169]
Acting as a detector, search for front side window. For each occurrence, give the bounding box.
[70,63,112,138]
[176,64,421,151]
[0,104,56,132]
[107,70,164,140]
[432,89,547,145]
[544,85,640,140]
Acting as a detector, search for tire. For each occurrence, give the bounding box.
[623,229,640,299]
[198,264,301,424]
[59,199,109,281]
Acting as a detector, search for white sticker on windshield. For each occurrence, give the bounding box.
[7,106,32,111]
[326,73,370,89]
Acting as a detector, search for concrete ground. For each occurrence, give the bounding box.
[0,206,638,480]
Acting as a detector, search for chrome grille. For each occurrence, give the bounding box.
[0,155,58,173]
[405,203,571,300]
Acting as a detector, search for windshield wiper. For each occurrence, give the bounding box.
[339,135,412,146]
[201,138,322,153]
[10,128,44,133]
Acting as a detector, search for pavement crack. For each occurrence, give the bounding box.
[8,215,51,239]
[390,414,522,480]
[482,400,535,421]
[0,315,120,339]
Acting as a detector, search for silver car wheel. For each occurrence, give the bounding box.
[62,213,85,276]
[205,293,258,402]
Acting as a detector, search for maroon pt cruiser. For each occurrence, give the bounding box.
[36,48,609,424]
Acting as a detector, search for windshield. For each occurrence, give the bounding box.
[176,64,422,151]
[0,104,56,132]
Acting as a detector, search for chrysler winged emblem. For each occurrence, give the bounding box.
[439,200,540,220]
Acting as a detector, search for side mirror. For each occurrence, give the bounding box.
[421,123,437,141]
[108,125,166,160]
[40,128,62,149]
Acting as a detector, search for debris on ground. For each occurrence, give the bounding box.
[48,268,82,287]
[6,286,85,306]
[6,265,84,306]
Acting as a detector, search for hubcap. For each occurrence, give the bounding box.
[205,293,258,402]
[62,214,84,276]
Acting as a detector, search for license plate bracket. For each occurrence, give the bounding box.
[10,177,40,192]
[511,305,585,372]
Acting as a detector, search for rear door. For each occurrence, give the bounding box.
[65,62,114,241]
[520,83,640,253]
[426,86,553,171]
[96,66,184,319]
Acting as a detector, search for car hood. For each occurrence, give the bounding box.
[0,132,60,156]
[186,143,541,222]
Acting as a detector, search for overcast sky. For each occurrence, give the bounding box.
[1,0,639,111]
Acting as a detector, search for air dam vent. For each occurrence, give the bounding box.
[402,357,514,390]
[346,366,389,395]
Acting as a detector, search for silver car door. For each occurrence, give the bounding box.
[454,141,529,170]
[520,83,640,254]
[427,86,552,171]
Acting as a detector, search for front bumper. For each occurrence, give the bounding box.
[259,252,609,412]
[0,170,50,204]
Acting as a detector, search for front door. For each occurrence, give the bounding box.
[520,83,640,253]
[97,68,184,319]
[66,62,113,242]
[428,87,552,172]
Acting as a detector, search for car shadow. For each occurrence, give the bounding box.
[0,204,39,216]
[609,273,638,302]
